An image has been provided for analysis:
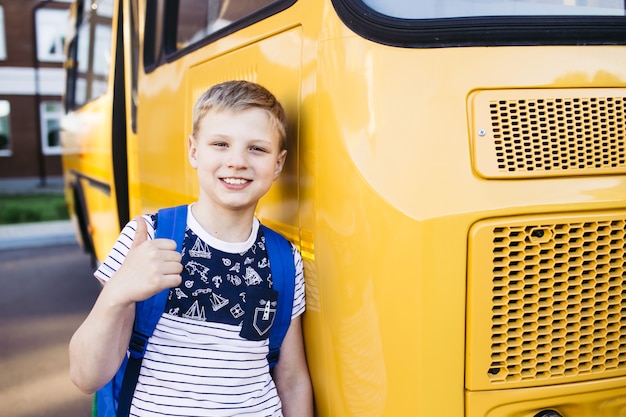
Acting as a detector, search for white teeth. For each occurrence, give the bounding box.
[223,178,248,185]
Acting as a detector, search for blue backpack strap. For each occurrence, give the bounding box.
[114,205,187,417]
[262,225,296,369]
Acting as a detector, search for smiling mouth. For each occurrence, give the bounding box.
[223,178,249,185]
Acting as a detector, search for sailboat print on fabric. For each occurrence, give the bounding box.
[183,300,206,321]
[188,287,230,312]
[210,292,229,311]
[189,237,211,258]
[244,266,263,286]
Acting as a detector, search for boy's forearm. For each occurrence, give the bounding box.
[69,286,135,394]
[272,314,313,415]
[279,374,314,417]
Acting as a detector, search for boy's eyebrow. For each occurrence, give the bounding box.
[202,133,232,141]
[249,137,274,144]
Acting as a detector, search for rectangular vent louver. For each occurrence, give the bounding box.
[467,213,626,390]
[471,89,626,178]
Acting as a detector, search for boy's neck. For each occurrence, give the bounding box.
[190,202,255,243]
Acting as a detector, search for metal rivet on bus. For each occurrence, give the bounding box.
[478,129,487,137]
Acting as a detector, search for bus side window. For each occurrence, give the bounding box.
[176,0,221,49]
[143,0,165,70]
[174,0,278,51]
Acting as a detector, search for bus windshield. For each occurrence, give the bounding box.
[361,0,625,19]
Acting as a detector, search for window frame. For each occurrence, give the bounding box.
[0,6,6,61]
[40,101,63,156]
[143,0,296,72]
[0,99,12,157]
[65,0,115,111]
[35,8,70,63]
[331,0,626,48]
[360,0,625,20]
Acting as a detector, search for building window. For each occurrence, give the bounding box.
[0,6,6,60]
[0,100,11,156]
[40,101,63,155]
[35,8,69,62]
[67,0,113,109]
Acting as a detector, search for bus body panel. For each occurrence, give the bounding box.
[61,0,122,260]
[121,0,142,219]
[467,378,626,417]
[314,14,626,412]
[61,0,626,415]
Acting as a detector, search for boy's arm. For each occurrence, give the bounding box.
[69,217,183,394]
[272,315,314,417]
[68,282,135,394]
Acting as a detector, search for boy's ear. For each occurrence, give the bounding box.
[273,150,287,180]
[188,135,198,168]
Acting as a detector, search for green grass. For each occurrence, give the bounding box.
[0,194,69,224]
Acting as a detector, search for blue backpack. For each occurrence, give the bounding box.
[94,205,296,417]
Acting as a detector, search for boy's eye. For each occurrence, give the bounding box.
[213,142,228,148]
[250,146,268,153]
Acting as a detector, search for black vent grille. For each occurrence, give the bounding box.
[489,96,626,174]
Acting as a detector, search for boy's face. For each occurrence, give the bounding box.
[188,107,287,214]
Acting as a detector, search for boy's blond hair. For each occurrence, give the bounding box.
[192,80,288,150]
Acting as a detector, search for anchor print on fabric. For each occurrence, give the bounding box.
[212,275,222,288]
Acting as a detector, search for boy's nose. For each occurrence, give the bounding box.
[226,149,248,168]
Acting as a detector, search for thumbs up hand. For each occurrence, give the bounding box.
[106,216,183,304]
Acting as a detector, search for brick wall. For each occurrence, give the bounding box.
[0,0,69,180]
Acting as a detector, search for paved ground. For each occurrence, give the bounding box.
[0,243,100,417]
[0,176,65,195]
[0,177,100,417]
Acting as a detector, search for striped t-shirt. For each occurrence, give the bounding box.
[95,205,306,416]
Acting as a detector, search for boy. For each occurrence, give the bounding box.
[69,80,313,416]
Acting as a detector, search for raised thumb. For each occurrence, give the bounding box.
[131,215,148,248]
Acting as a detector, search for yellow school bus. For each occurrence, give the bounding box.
[61,0,626,415]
